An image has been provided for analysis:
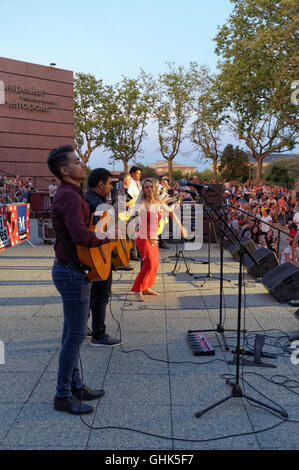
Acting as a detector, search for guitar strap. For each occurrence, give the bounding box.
[52,221,91,275]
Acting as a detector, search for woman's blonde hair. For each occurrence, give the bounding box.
[138,178,160,204]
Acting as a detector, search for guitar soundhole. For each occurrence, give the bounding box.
[99,246,107,263]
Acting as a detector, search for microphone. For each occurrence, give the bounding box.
[179,179,212,191]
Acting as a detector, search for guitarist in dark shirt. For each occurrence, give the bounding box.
[84,168,122,347]
[48,145,107,415]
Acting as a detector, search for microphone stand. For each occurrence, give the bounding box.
[165,197,194,277]
[195,243,287,419]
[193,208,231,287]
[187,189,288,419]
[169,236,193,277]
[189,194,242,351]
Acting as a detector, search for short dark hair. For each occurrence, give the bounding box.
[159,175,169,182]
[129,166,141,175]
[88,168,112,188]
[288,221,297,230]
[47,145,74,180]
[119,172,130,181]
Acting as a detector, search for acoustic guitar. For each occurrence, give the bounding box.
[77,212,133,281]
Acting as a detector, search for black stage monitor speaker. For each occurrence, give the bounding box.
[228,237,256,261]
[244,247,279,279]
[262,262,299,303]
[223,235,234,249]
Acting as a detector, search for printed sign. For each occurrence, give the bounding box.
[17,204,28,239]
[0,203,30,251]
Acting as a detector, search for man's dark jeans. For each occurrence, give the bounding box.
[52,262,91,398]
[90,269,112,340]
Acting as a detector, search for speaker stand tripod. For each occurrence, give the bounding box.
[168,236,194,277]
[193,218,231,288]
[195,246,288,419]
[188,189,266,354]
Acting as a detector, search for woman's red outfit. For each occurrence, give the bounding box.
[131,211,161,293]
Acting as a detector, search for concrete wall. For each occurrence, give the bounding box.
[0,57,74,189]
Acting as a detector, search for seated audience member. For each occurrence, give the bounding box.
[260,209,272,235]
[281,221,299,264]
[250,225,262,247]
[293,206,299,226]
[262,229,277,253]
[228,214,240,234]
[291,230,299,266]
[288,221,298,243]
[239,219,255,239]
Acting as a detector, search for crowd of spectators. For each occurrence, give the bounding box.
[222,181,299,266]
[162,175,299,266]
[0,175,35,204]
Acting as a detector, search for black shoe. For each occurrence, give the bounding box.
[130,255,140,261]
[91,335,122,347]
[54,395,94,415]
[159,242,170,249]
[72,384,105,401]
[118,266,134,271]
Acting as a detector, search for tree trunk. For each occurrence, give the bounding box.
[212,158,218,179]
[256,157,263,182]
[123,159,128,172]
[167,159,173,183]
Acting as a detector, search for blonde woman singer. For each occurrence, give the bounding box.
[130,178,187,302]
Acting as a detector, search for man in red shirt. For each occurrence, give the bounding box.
[48,145,107,415]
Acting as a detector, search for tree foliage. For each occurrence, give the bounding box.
[214,0,299,181]
[228,112,298,180]
[265,164,294,186]
[265,155,299,184]
[153,62,199,181]
[214,0,298,124]
[103,74,154,172]
[191,67,224,179]
[219,144,250,181]
[133,162,158,178]
[74,73,110,163]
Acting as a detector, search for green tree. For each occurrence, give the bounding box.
[171,169,184,182]
[265,164,294,186]
[214,0,299,180]
[191,68,224,179]
[229,112,298,181]
[74,73,110,163]
[219,144,250,181]
[198,169,214,182]
[265,155,299,183]
[134,162,158,178]
[214,0,298,124]
[153,62,198,181]
[103,74,153,172]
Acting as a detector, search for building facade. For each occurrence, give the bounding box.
[0,57,74,189]
[149,160,197,176]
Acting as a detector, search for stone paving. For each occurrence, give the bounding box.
[0,221,298,450]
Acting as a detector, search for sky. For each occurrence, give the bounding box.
[1,0,238,171]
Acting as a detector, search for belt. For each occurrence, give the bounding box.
[54,258,75,267]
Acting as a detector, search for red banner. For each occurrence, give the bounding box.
[0,203,30,251]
